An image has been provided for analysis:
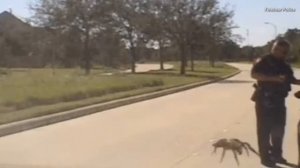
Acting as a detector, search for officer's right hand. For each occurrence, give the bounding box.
[275,75,286,83]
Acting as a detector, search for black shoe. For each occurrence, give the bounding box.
[262,160,276,167]
[272,156,287,164]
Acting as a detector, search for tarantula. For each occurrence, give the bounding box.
[212,138,260,165]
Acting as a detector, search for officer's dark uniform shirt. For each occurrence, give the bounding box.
[251,54,296,98]
[252,54,293,164]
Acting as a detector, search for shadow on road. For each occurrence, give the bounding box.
[218,79,254,84]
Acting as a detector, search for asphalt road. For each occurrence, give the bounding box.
[0,63,300,168]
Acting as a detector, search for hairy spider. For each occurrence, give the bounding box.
[212,138,259,165]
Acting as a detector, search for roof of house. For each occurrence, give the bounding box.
[0,11,32,33]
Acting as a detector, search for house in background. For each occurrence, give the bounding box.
[0,10,48,68]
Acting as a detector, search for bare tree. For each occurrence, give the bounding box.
[157,0,234,74]
[207,4,235,67]
[31,0,110,74]
[109,0,146,73]
[29,0,235,73]
[139,0,171,70]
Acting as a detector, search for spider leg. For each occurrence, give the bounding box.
[220,149,226,163]
[242,143,250,156]
[212,147,217,155]
[232,150,240,166]
[244,143,260,156]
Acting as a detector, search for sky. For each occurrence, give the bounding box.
[219,0,300,46]
[0,0,299,47]
[0,0,32,20]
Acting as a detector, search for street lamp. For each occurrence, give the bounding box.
[264,22,278,38]
[246,29,250,45]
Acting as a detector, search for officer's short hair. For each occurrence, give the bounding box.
[271,39,291,54]
[273,39,291,49]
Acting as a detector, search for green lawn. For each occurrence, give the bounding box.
[0,62,238,125]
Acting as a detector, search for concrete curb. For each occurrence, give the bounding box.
[0,70,241,137]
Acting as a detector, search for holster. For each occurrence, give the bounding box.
[251,83,261,102]
[251,83,285,106]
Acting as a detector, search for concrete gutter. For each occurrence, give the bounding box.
[0,70,241,137]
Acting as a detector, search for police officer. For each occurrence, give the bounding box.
[251,39,300,167]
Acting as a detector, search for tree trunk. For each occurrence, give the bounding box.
[83,30,91,75]
[209,44,216,67]
[51,48,56,75]
[185,56,188,67]
[159,41,164,70]
[130,46,136,73]
[180,44,186,75]
[190,45,195,71]
[128,31,136,73]
[209,55,215,67]
[210,28,216,68]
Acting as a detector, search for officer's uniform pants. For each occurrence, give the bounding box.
[255,98,286,163]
